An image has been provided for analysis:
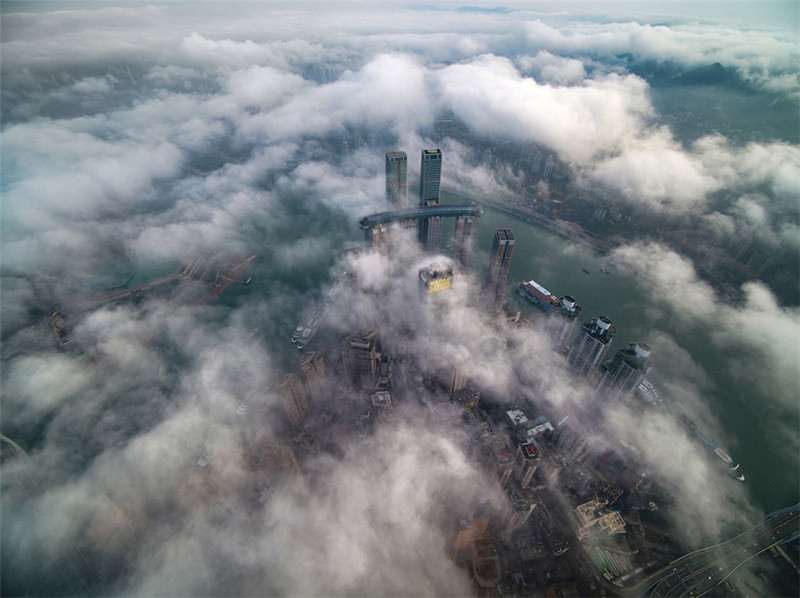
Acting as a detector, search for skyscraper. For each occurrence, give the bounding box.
[365,223,389,256]
[452,214,474,268]
[419,149,443,250]
[484,229,515,311]
[277,373,309,427]
[385,151,408,207]
[419,215,443,251]
[419,148,442,206]
[566,316,616,376]
[542,295,581,350]
[450,367,468,394]
[342,329,380,386]
[299,350,326,399]
[597,342,653,401]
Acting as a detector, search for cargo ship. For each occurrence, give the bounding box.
[681,415,745,481]
[517,279,559,311]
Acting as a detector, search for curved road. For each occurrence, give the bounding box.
[621,507,799,597]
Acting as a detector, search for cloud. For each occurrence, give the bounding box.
[517,50,587,85]
[522,18,799,91]
[437,54,653,163]
[0,3,795,595]
[610,242,800,410]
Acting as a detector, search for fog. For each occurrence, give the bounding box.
[2,2,797,596]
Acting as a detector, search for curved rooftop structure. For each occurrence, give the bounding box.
[359,204,482,229]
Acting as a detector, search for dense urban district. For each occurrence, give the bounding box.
[8,147,797,598]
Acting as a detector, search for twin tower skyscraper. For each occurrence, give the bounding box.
[385,149,443,249]
[385,149,441,208]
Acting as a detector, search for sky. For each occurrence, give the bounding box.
[1,2,798,596]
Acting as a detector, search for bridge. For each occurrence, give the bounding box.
[358,203,482,229]
[359,203,482,259]
[623,504,800,597]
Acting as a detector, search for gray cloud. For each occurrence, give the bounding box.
[1,3,796,595]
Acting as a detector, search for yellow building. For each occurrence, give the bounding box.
[419,260,453,293]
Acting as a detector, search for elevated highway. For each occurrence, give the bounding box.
[622,505,799,597]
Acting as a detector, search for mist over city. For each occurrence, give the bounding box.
[1,2,798,597]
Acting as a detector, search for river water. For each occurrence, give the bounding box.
[444,193,798,518]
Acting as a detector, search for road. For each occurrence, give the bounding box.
[622,507,799,597]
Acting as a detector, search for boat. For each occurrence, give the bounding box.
[291,325,304,342]
[635,379,662,404]
[681,416,745,481]
[600,268,610,275]
[517,280,559,311]
[582,268,590,275]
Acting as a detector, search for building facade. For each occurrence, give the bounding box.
[385,151,408,207]
[543,295,581,350]
[342,330,380,386]
[277,373,309,427]
[566,316,616,376]
[484,229,515,311]
[299,350,326,399]
[419,215,443,251]
[452,214,474,268]
[419,148,442,206]
[597,342,653,401]
[419,149,443,251]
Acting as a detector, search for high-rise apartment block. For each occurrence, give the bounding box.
[452,214,474,268]
[566,316,616,376]
[419,149,442,205]
[277,373,309,427]
[299,350,326,399]
[450,367,468,394]
[485,229,515,311]
[543,295,581,350]
[419,215,443,251]
[419,149,443,250]
[512,442,541,489]
[252,444,301,476]
[342,329,380,385]
[385,151,408,207]
[598,342,653,400]
[365,223,389,256]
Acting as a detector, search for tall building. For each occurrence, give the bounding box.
[385,151,408,207]
[542,295,581,350]
[512,442,541,489]
[251,444,301,476]
[277,373,309,427]
[566,316,616,376]
[419,260,453,294]
[419,149,443,251]
[484,229,515,311]
[299,351,326,399]
[419,215,443,251]
[342,329,380,386]
[365,223,389,256]
[450,367,468,393]
[452,214,474,268]
[419,148,442,205]
[598,342,653,401]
